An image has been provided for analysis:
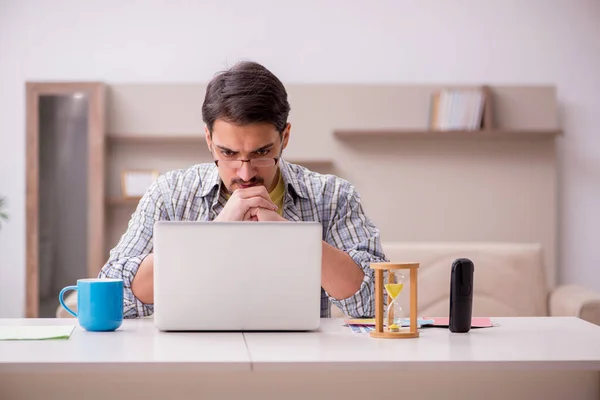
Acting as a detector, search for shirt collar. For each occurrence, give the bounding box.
[197,164,221,198]
[279,158,309,199]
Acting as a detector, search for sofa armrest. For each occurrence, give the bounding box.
[549,284,600,326]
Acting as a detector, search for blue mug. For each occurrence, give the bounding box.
[59,278,124,332]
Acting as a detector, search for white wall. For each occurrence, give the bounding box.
[1,0,599,317]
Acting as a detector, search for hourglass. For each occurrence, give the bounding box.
[384,271,405,332]
[370,262,420,339]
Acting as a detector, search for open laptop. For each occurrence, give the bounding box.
[153,221,323,331]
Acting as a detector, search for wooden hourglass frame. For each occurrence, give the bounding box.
[369,262,420,339]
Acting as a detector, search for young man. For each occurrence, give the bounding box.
[99,61,387,319]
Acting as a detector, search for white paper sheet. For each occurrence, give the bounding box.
[0,325,75,340]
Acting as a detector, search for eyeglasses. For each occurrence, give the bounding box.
[214,157,279,169]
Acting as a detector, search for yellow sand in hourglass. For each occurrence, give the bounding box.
[384,273,405,332]
[384,282,404,299]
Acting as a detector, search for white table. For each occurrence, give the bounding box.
[2,317,600,400]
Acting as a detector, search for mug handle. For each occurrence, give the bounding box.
[59,286,78,317]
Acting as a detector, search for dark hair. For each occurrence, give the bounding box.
[202,61,290,135]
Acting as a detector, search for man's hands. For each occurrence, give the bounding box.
[214,186,283,222]
[244,206,287,222]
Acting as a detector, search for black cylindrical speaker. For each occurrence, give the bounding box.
[449,258,474,333]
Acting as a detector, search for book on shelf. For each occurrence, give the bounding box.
[430,88,485,131]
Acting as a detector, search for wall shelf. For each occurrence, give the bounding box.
[286,159,334,168]
[333,129,562,140]
[108,134,204,144]
[106,197,142,206]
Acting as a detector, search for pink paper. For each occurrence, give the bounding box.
[425,317,493,328]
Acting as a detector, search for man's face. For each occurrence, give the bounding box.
[205,119,290,193]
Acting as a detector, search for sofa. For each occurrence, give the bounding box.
[58,242,600,326]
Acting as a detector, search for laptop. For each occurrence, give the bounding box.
[153,221,323,331]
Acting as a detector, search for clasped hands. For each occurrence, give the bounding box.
[214,186,286,222]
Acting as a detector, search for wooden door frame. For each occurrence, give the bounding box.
[26,82,106,318]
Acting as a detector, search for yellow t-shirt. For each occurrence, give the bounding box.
[269,172,285,216]
[224,171,285,216]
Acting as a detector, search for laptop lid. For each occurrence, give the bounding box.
[153,221,322,331]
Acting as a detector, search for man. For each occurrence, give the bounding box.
[99,61,387,319]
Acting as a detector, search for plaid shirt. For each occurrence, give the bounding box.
[99,159,387,319]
